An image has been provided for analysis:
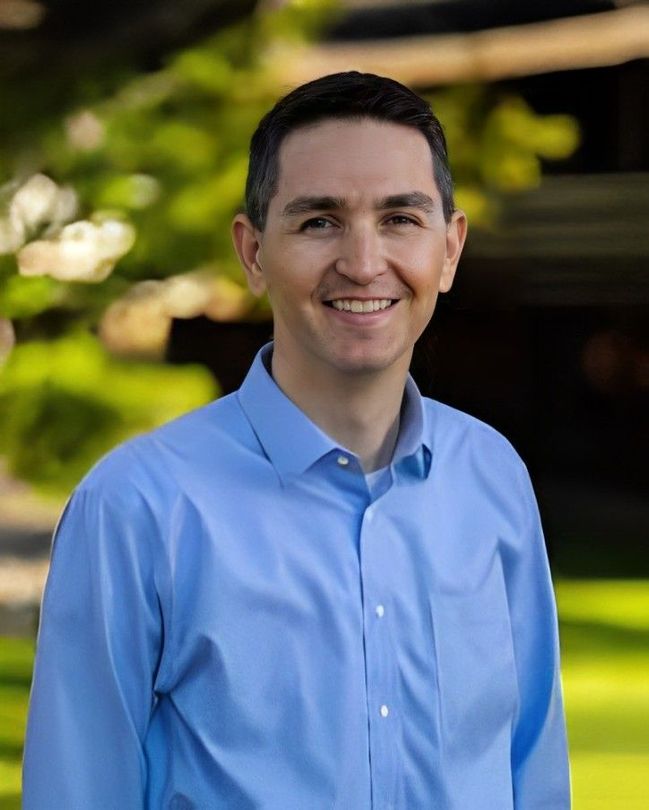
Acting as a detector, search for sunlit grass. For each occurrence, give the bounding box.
[1,580,647,807]
[0,635,32,809]
[556,580,649,808]
[556,580,649,631]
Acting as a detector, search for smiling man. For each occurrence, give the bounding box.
[24,73,570,809]
[232,114,465,473]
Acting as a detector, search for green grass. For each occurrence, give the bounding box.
[1,580,648,808]
[555,580,649,808]
[0,635,32,809]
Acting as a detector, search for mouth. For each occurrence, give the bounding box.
[323,298,397,313]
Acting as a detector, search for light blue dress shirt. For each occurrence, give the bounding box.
[23,344,570,809]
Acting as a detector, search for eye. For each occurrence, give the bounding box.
[385,214,418,226]
[299,217,335,231]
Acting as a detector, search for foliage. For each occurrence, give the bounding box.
[0,332,216,493]
[0,0,578,493]
[431,85,579,226]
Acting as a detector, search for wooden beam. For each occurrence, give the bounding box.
[269,5,649,87]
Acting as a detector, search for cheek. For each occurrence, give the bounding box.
[264,269,313,314]
[402,263,445,302]
[389,237,446,275]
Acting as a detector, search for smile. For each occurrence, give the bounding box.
[326,298,395,313]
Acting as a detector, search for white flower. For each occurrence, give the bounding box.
[17,219,136,283]
[99,281,170,358]
[160,270,251,321]
[161,271,214,319]
[47,186,78,230]
[0,215,25,254]
[204,276,251,322]
[0,0,46,31]
[10,174,59,231]
[65,110,105,151]
[97,269,252,359]
[90,219,136,258]
[9,173,78,237]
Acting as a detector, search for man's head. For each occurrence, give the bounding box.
[245,71,455,231]
[232,73,466,383]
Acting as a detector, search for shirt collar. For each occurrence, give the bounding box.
[237,343,432,484]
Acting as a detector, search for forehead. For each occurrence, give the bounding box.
[273,118,437,204]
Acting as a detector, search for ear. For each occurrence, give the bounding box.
[231,213,266,297]
[439,209,468,293]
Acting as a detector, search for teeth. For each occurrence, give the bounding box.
[331,299,392,312]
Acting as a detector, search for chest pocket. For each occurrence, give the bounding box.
[429,550,518,761]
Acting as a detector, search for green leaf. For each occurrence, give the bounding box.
[0,332,217,493]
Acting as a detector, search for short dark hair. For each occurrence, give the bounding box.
[245,71,455,230]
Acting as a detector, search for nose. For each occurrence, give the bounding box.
[334,225,386,284]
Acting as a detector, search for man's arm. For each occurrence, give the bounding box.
[23,463,167,809]
[504,462,571,809]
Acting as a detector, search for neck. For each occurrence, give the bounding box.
[271,349,410,473]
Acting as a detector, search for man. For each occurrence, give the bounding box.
[24,72,570,808]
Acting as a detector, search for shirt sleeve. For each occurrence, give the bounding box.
[505,462,571,809]
[22,468,167,809]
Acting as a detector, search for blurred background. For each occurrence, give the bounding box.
[0,0,647,806]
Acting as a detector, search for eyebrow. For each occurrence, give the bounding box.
[281,191,436,218]
[378,192,436,213]
[282,196,346,217]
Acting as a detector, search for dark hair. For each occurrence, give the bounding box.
[245,71,455,230]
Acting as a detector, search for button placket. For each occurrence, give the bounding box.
[359,505,398,807]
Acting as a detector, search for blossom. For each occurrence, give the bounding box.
[98,270,252,358]
[160,270,215,319]
[17,219,136,283]
[99,281,170,359]
[65,110,105,152]
[0,0,45,30]
[9,173,77,235]
[0,216,24,254]
[203,276,251,322]
[0,173,78,254]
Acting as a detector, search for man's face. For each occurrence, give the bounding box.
[234,117,466,380]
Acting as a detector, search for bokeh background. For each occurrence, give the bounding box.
[0,1,647,807]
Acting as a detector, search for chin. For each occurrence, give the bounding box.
[325,347,407,376]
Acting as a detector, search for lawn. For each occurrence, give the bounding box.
[1,579,647,808]
[556,580,649,808]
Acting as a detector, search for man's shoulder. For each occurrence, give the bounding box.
[422,396,527,478]
[421,398,539,538]
[77,391,248,500]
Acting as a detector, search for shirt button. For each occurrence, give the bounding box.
[337,455,350,467]
[380,704,389,718]
[375,604,385,618]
